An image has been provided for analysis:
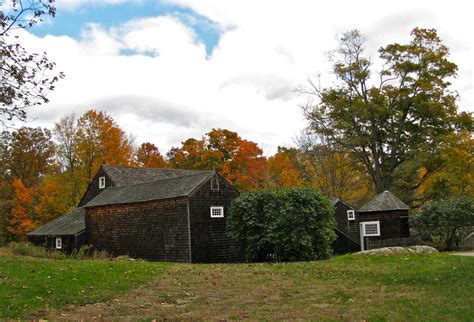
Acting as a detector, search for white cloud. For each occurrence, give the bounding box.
[11,0,474,156]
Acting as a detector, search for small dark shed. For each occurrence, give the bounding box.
[358,191,410,250]
[27,207,86,253]
[332,198,360,254]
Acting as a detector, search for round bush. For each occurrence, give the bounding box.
[227,187,336,262]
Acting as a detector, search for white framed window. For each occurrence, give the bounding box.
[210,206,224,218]
[347,210,355,221]
[361,221,380,237]
[99,176,106,189]
[210,177,220,191]
[55,237,62,249]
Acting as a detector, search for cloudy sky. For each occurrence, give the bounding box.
[7,0,474,155]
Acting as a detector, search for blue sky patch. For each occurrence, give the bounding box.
[31,1,223,56]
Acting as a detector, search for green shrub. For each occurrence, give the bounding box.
[227,187,336,262]
[410,196,474,250]
[7,242,66,259]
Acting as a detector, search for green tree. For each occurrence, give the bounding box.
[1,0,64,124]
[410,196,474,250]
[301,28,468,194]
[1,127,55,187]
[227,187,336,262]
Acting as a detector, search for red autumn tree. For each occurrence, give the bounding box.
[168,129,267,191]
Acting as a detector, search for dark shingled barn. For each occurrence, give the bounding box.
[29,165,240,263]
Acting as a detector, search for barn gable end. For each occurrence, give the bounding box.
[188,173,239,263]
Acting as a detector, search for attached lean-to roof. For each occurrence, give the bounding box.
[359,191,409,212]
[27,208,85,236]
[102,165,212,187]
[84,171,214,207]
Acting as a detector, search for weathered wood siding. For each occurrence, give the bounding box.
[28,232,86,253]
[334,201,360,244]
[78,168,113,207]
[189,175,239,263]
[358,210,410,241]
[333,229,361,254]
[86,197,190,262]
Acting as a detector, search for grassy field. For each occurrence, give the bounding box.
[0,251,171,319]
[0,250,473,320]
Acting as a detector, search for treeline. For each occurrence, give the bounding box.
[1,108,471,244]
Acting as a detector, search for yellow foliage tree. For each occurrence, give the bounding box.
[266,147,303,188]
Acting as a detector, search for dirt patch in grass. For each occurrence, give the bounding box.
[35,255,469,320]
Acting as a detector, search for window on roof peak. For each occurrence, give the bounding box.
[210,177,219,191]
[99,176,106,189]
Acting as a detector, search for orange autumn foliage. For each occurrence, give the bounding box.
[8,179,35,240]
[33,176,75,226]
[135,142,168,168]
[76,110,134,179]
[267,147,303,188]
[169,129,267,191]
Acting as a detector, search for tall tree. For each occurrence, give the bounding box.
[54,114,79,173]
[301,28,468,194]
[76,110,134,179]
[1,0,63,124]
[7,179,35,240]
[53,114,84,203]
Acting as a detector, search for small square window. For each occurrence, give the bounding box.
[347,210,355,221]
[99,176,106,189]
[55,237,62,249]
[210,206,224,218]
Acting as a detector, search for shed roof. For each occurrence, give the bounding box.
[102,165,212,187]
[28,208,85,236]
[84,171,215,207]
[359,191,409,212]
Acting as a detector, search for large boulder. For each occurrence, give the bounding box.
[408,245,439,253]
[357,245,438,255]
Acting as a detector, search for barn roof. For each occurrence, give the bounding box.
[332,197,355,209]
[84,171,215,207]
[102,165,212,187]
[28,208,85,236]
[359,191,409,212]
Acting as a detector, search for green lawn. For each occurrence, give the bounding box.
[0,254,171,319]
[0,251,473,320]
